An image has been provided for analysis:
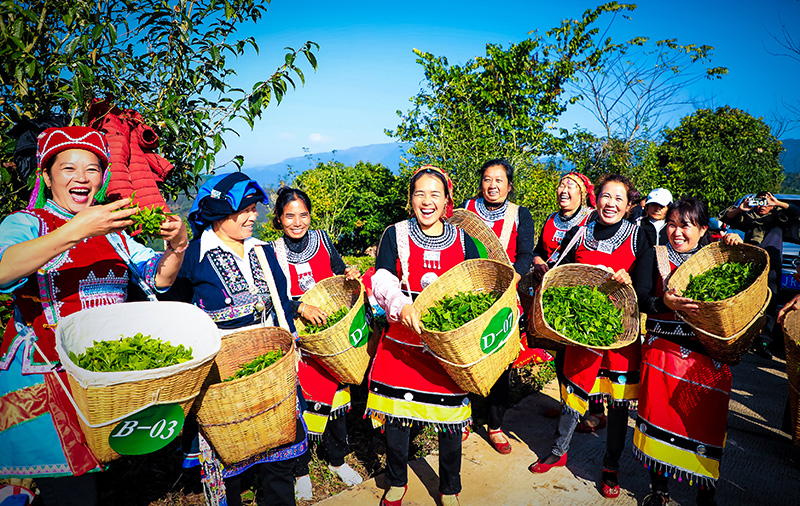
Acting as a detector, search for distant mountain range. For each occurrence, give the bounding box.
[226,142,411,189]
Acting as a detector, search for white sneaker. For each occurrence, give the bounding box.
[294,474,313,501]
[328,463,363,486]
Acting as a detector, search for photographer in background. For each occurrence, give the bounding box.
[636,188,673,246]
[720,192,800,359]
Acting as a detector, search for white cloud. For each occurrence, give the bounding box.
[309,133,326,143]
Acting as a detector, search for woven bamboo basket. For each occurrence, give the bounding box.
[666,242,770,362]
[195,327,297,465]
[413,259,520,396]
[447,209,512,265]
[55,302,220,463]
[531,264,639,350]
[294,276,372,385]
[782,310,800,445]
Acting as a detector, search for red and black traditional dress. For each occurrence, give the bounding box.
[366,219,480,429]
[270,230,351,441]
[534,206,595,263]
[0,201,161,478]
[559,219,644,415]
[632,244,731,488]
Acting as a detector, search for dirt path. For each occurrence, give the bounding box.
[316,352,799,505]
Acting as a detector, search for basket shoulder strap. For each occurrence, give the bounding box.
[395,220,412,298]
[552,226,586,269]
[654,245,672,288]
[272,237,292,298]
[498,203,518,249]
[255,245,291,330]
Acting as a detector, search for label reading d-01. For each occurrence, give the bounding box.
[348,304,369,348]
[480,307,514,354]
[108,404,185,455]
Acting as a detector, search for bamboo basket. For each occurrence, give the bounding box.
[413,259,520,396]
[55,302,220,464]
[447,209,512,265]
[782,310,800,445]
[531,264,640,350]
[666,242,770,363]
[194,327,297,465]
[294,276,372,385]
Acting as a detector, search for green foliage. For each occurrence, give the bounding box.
[388,3,641,208]
[287,160,406,255]
[223,350,283,382]
[0,0,318,218]
[682,262,758,302]
[542,286,623,346]
[69,333,193,372]
[298,306,349,335]
[343,255,375,274]
[656,106,784,214]
[420,291,499,332]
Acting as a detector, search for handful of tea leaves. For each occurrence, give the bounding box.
[420,291,499,332]
[121,194,175,242]
[69,333,193,372]
[682,262,758,302]
[223,350,284,382]
[299,306,349,335]
[542,286,623,347]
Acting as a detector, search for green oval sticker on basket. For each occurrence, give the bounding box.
[348,304,369,348]
[108,404,185,455]
[480,307,514,354]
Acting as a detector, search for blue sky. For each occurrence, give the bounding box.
[216,0,800,169]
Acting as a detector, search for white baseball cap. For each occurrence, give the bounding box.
[645,188,673,207]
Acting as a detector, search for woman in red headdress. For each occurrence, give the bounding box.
[366,166,481,506]
[0,126,187,505]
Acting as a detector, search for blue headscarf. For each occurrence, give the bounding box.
[188,172,268,235]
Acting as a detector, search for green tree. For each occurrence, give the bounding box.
[0,0,317,217]
[656,106,784,213]
[259,160,406,255]
[388,3,640,207]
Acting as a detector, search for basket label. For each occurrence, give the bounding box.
[480,307,514,354]
[108,404,185,455]
[349,304,369,348]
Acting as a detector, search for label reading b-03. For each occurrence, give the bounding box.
[108,404,185,455]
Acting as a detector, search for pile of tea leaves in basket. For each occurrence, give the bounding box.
[682,262,759,302]
[70,333,193,372]
[421,291,499,332]
[299,306,349,335]
[542,286,623,346]
[223,350,284,382]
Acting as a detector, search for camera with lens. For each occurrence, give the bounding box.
[747,196,769,207]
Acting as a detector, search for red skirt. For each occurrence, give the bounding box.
[561,340,641,416]
[365,323,471,431]
[633,329,731,487]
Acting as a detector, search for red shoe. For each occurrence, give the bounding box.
[488,429,512,455]
[576,414,607,433]
[380,485,407,506]
[461,425,470,442]
[528,452,567,473]
[601,469,620,499]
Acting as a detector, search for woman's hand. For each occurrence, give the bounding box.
[778,294,800,326]
[67,199,137,240]
[664,288,700,315]
[722,232,743,246]
[344,266,360,281]
[532,262,549,283]
[301,303,327,327]
[400,304,422,334]
[611,268,631,285]
[160,216,189,253]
